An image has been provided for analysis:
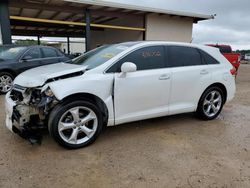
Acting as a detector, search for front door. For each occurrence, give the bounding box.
[112,45,172,125]
[18,47,42,73]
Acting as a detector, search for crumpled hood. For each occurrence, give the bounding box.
[14,63,86,87]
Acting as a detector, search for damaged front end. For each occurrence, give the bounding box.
[6,84,58,144]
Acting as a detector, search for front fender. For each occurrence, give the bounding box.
[47,73,115,125]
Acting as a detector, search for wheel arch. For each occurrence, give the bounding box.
[202,82,227,104]
[0,69,17,77]
[60,92,109,125]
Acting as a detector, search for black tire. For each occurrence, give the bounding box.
[196,86,225,120]
[0,72,14,94]
[48,100,103,149]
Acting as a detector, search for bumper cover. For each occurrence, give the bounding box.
[5,92,42,144]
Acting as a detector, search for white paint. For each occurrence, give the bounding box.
[65,0,212,19]
[14,63,87,87]
[0,24,2,45]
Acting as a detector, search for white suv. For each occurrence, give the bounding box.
[5,41,236,149]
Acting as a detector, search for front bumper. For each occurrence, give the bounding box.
[5,92,42,144]
[5,92,16,132]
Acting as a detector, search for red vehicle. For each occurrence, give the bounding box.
[207,44,240,74]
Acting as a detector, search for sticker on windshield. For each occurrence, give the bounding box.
[116,46,129,50]
[101,53,115,58]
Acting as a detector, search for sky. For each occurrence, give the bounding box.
[108,0,250,50]
[13,0,250,50]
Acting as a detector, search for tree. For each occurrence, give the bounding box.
[14,39,38,45]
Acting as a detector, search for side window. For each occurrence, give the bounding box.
[199,50,219,65]
[107,46,166,72]
[168,46,203,67]
[42,48,58,58]
[23,48,41,59]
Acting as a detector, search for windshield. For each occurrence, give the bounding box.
[71,43,137,70]
[0,46,27,60]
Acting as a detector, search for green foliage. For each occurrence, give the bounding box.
[236,49,250,56]
[14,39,38,45]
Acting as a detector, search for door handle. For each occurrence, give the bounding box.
[200,69,209,75]
[159,74,170,80]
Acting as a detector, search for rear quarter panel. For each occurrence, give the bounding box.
[198,46,236,102]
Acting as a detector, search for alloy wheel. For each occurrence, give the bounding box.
[0,75,13,93]
[203,90,222,117]
[58,106,98,145]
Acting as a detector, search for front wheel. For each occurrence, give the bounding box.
[48,100,103,149]
[196,87,224,120]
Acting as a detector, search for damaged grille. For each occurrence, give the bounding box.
[10,85,26,102]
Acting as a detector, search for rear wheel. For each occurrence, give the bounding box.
[196,87,224,120]
[48,100,103,149]
[0,72,14,94]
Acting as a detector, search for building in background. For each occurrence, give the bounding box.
[0,0,213,53]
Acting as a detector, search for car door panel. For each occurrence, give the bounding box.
[166,46,212,115]
[169,65,211,115]
[112,45,171,125]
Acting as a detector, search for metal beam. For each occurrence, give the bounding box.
[10,16,146,31]
[0,0,12,44]
[85,9,91,52]
[11,29,85,38]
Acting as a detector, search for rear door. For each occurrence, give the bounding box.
[166,45,211,115]
[109,45,172,125]
[40,47,60,65]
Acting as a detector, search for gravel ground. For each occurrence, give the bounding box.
[0,64,250,188]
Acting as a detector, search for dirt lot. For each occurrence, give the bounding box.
[0,65,250,188]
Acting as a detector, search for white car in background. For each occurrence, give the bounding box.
[245,53,250,61]
[5,41,236,149]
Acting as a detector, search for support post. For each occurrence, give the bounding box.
[143,14,146,41]
[37,36,40,45]
[85,8,91,52]
[0,0,12,45]
[67,36,70,54]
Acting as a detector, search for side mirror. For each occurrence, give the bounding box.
[121,62,137,73]
[21,55,33,62]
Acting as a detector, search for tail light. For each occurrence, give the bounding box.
[230,67,237,76]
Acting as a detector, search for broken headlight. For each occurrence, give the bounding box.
[44,87,54,97]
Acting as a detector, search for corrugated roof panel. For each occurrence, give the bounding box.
[21,8,38,17]
[39,10,57,19]
[65,0,213,20]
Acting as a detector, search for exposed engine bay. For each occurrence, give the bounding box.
[8,70,84,144]
[9,85,58,144]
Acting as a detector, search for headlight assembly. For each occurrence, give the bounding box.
[44,87,54,97]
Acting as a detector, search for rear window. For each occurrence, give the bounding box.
[199,50,219,65]
[209,45,232,53]
[218,46,231,53]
